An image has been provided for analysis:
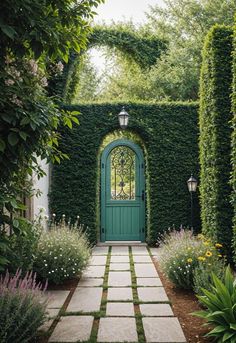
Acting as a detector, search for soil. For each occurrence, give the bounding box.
[154,260,211,343]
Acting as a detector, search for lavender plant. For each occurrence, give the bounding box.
[34,225,91,284]
[0,269,47,343]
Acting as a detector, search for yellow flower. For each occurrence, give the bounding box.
[215,243,223,248]
[187,258,193,263]
[187,247,191,251]
[198,256,206,261]
[203,241,210,246]
[206,251,213,257]
[218,254,222,258]
[197,234,204,240]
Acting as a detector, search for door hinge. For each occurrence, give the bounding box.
[142,227,145,233]
[102,228,105,233]
[102,163,104,169]
[141,163,144,168]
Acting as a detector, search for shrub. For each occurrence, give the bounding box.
[193,266,236,342]
[199,25,234,259]
[0,269,47,343]
[5,218,42,274]
[159,229,224,289]
[193,256,225,296]
[34,226,91,284]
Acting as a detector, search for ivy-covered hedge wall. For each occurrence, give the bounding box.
[232,23,236,263]
[199,25,234,257]
[50,102,200,244]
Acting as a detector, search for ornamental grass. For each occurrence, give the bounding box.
[159,229,225,290]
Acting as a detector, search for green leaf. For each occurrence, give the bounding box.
[222,331,235,342]
[207,325,227,336]
[71,116,79,125]
[224,266,234,296]
[192,310,208,318]
[230,324,236,330]
[0,139,6,152]
[19,131,28,141]
[0,24,16,39]
[8,132,19,146]
[13,219,19,228]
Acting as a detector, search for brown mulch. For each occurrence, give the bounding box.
[154,260,211,343]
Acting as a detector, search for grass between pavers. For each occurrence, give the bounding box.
[129,247,146,343]
[84,246,112,343]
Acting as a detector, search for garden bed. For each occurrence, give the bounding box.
[154,260,210,343]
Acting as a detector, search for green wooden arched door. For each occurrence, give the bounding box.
[101,139,145,242]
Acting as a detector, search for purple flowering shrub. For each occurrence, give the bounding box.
[0,269,47,343]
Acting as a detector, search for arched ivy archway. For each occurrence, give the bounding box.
[49,26,167,102]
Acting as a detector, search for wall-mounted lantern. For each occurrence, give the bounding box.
[118,106,129,129]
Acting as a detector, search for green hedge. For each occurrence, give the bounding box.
[50,102,200,244]
[199,25,233,257]
[232,23,236,263]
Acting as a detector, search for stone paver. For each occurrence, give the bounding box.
[40,308,60,332]
[108,271,132,286]
[137,277,163,287]
[46,290,70,309]
[83,265,105,278]
[140,304,174,317]
[137,287,169,302]
[49,316,94,342]
[142,317,186,342]
[109,263,130,271]
[107,287,133,301]
[77,277,103,287]
[106,302,135,316]
[135,264,159,277]
[133,255,152,263]
[48,245,186,343]
[150,247,163,259]
[67,287,103,312]
[97,318,138,342]
[111,246,129,255]
[110,255,130,263]
[89,255,107,265]
[92,247,109,255]
[132,246,149,255]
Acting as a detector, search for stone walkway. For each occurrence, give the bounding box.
[42,246,186,343]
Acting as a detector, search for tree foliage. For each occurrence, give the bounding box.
[81,0,236,102]
[0,0,103,269]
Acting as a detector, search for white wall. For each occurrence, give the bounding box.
[33,159,50,218]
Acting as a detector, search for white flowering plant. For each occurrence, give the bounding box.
[159,229,224,290]
[34,226,91,284]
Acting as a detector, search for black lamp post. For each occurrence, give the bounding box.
[118,106,129,129]
[187,174,198,229]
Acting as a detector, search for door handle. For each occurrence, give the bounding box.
[142,190,145,201]
[137,191,145,201]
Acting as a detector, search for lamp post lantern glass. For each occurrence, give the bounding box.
[187,174,198,193]
[187,174,198,229]
[118,106,129,129]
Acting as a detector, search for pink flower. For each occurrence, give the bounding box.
[41,77,48,87]
[11,94,23,107]
[56,61,64,73]
[5,79,15,86]
[28,59,38,76]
